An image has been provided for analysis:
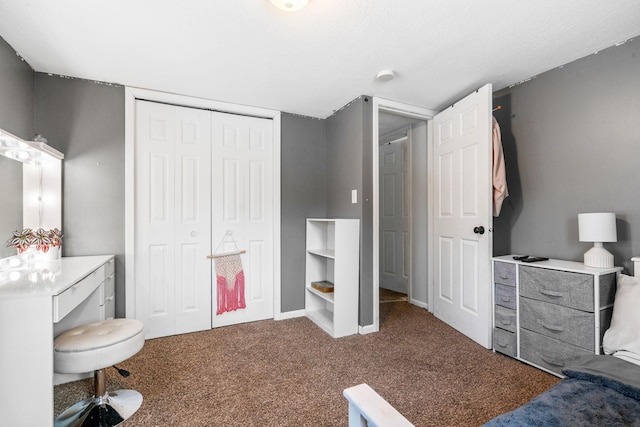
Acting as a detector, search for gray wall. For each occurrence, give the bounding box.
[360,98,374,326]
[0,37,33,139]
[326,99,365,217]
[0,38,32,258]
[280,113,327,312]
[34,74,127,316]
[325,96,374,326]
[493,37,640,274]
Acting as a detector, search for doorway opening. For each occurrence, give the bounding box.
[378,118,411,302]
[371,98,436,332]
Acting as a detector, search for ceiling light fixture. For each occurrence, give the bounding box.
[270,0,310,12]
[376,69,396,82]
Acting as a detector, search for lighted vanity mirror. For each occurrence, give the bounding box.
[0,128,63,259]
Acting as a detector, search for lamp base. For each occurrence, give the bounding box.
[583,244,614,268]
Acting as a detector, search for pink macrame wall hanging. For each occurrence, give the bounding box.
[208,230,247,315]
[214,253,246,315]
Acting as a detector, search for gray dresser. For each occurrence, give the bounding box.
[492,255,622,376]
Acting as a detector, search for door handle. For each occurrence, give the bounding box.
[473,226,485,235]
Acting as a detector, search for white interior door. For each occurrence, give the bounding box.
[379,139,409,294]
[431,84,493,348]
[211,112,274,328]
[134,100,213,339]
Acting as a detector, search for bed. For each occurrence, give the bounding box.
[485,257,640,426]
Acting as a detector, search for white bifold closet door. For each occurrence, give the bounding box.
[134,100,274,339]
[210,111,274,329]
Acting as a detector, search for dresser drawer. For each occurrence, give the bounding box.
[53,272,100,322]
[494,304,516,333]
[493,328,516,357]
[520,297,594,350]
[495,283,516,310]
[520,329,591,375]
[519,266,593,311]
[494,262,516,286]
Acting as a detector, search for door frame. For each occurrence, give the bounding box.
[124,87,282,321]
[368,97,437,334]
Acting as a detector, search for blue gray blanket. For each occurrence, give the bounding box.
[484,355,640,426]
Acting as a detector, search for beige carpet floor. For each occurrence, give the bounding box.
[54,302,558,426]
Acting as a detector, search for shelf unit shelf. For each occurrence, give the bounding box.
[306,308,334,334]
[305,218,360,338]
[306,286,335,303]
[307,248,336,259]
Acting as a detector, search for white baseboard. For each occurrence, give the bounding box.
[359,323,379,335]
[409,299,429,310]
[277,309,305,320]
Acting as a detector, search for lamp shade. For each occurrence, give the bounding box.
[578,213,617,243]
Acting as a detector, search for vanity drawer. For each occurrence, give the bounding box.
[519,266,593,312]
[520,328,591,375]
[100,274,115,305]
[105,258,115,278]
[493,328,516,357]
[102,293,116,320]
[494,262,516,286]
[520,297,594,350]
[53,272,100,322]
[495,283,516,310]
[494,304,517,333]
[93,264,106,285]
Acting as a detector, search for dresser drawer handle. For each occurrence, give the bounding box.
[540,354,565,367]
[499,274,508,280]
[499,319,512,326]
[540,321,564,332]
[500,296,511,303]
[497,340,510,348]
[539,288,563,298]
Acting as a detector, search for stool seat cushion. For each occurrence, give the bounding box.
[54,318,145,374]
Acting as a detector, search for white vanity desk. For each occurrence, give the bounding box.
[0,255,115,427]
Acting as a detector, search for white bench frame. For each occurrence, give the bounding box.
[343,383,414,427]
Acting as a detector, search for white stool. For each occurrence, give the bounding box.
[54,319,145,427]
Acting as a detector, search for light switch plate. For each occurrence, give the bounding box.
[351,189,357,204]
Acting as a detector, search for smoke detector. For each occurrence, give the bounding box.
[376,69,396,81]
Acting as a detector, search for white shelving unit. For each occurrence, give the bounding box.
[305,218,360,338]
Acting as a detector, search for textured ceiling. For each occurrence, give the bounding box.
[1,0,639,118]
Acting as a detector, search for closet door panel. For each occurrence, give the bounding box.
[212,112,274,328]
[135,100,212,338]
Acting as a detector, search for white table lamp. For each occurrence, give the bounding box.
[578,212,617,268]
